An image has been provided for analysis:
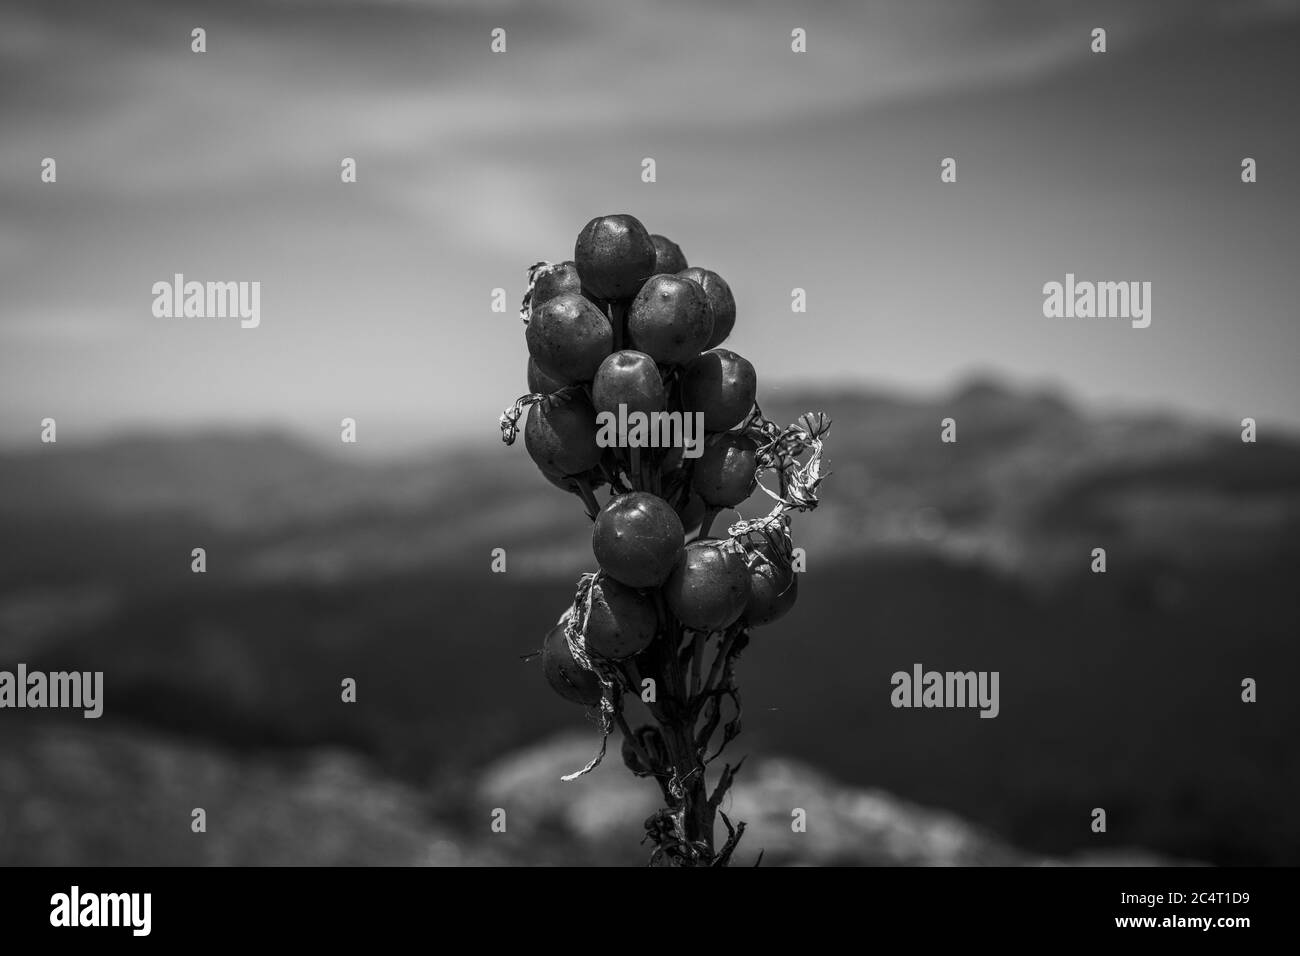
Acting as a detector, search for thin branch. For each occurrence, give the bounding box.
[711,811,748,867]
[695,691,723,755]
[699,629,739,707]
[614,710,653,773]
[690,631,707,700]
[708,756,746,812]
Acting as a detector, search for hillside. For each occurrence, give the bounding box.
[1,378,1296,864]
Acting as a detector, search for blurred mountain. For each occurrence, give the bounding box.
[0,377,1296,865]
[3,376,1295,593]
[0,725,1184,867]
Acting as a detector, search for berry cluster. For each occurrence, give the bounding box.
[500,214,830,865]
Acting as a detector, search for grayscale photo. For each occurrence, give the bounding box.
[0,0,1296,931]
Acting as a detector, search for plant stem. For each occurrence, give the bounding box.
[698,505,721,540]
[639,609,751,865]
[690,631,706,699]
[662,702,713,859]
[628,429,748,866]
[573,475,600,519]
[607,300,627,353]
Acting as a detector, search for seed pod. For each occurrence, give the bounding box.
[525,391,602,476]
[679,493,707,540]
[593,491,685,588]
[744,546,798,627]
[621,733,650,776]
[627,274,714,366]
[681,348,756,432]
[691,433,758,507]
[530,261,583,309]
[660,443,684,475]
[541,465,603,494]
[663,538,751,632]
[526,292,612,384]
[621,724,668,777]
[650,234,688,274]
[527,356,568,396]
[574,214,657,300]
[584,575,658,660]
[592,350,666,418]
[678,267,736,348]
[542,618,602,706]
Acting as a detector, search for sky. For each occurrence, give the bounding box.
[1,0,1297,454]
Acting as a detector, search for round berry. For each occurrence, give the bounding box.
[526,292,612,384]
[574,214,656,300]
[663,538,751,632]
[744,547,798,627]
[678,267,736,348]
[525,391,601,476]
[584,576,658,660]
[691,433,758,508]
[527,356,568,395]
[592,491,685,588]
[542,617,603,705]
[650,234,688,274]
[530,261,583,310]
[627,275,714,366]
[681,348,757,432]
[592,350,666,418]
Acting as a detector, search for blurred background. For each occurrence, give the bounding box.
[1,0,1297,865]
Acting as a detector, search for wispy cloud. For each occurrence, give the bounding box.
[0,309,135,347]
[3,0,1290,205]
[1,0,1297,445]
